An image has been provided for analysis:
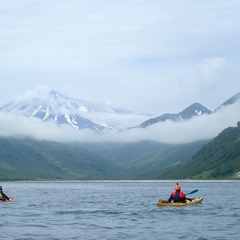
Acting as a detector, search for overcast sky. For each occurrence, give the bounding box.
[1,0,240,115]
[0,1,240,144]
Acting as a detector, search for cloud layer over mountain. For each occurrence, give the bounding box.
[1,99,239,144]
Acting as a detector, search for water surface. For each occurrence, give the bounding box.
[1,180,239,240]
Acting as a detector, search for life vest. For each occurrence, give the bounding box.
[171,191,185,202]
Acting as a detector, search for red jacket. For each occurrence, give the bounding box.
[168,190,186,203]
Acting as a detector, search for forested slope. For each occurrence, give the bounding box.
[0,137,126,180]
[145,122,240,179]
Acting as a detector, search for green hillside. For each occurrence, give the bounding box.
[145,122,240,180]
[1,121,239,181]
[80,140,208,175]
[0,136,208,181]
[0,137,127,180]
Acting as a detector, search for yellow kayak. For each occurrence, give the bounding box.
[156,197,204,207]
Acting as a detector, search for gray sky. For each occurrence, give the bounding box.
[1,0,240,115]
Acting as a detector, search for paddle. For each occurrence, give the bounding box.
[186,189,198,195]
[152,189,198,206]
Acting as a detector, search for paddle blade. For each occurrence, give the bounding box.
[187,189,198,195]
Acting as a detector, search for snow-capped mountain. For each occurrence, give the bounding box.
[1,90,240,132]
[0,90,132,132]
[138,92,240,128]
[139,102,212,128]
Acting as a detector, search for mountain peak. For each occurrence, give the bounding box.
[139,102,212,128]
[0,90,121,132]
[179,102,212,118]
[49,90,61,98]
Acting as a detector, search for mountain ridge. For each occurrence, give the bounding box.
[138,92,240,128]
[139,102,212,128]
[0,90,239,133]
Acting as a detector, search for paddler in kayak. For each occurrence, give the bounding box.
[159,183,187,203]
[0,186,13,201]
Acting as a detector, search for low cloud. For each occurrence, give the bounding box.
[0,100,239,144]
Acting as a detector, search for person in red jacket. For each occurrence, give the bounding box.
[168,183,186,203]
[158,183,187,203]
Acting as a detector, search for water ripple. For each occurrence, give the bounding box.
[1,181,240,240]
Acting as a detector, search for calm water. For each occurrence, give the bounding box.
[1,180,239,240]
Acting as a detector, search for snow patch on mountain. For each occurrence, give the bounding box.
[78,106,88,113]
[195,110,202,115]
